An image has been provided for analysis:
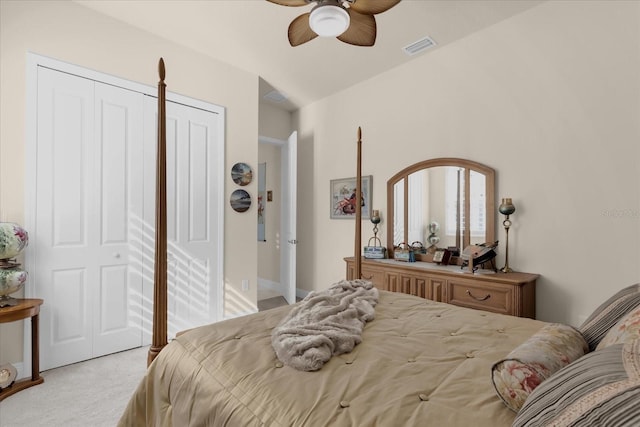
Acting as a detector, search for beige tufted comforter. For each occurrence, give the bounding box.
[118,290,546,427]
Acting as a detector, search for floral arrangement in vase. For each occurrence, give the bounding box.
[0,222,29,307]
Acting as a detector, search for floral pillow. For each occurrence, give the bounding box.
[491,323,589,412]
[513,339,640,427]
[596,306,640,350]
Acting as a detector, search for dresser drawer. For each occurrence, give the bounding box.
[446,279,513,315]
[361,267,385,289]
[344,257,537,318]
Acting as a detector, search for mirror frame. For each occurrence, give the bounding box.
[386,158,496,260]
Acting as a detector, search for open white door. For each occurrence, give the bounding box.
[281,131,297,304]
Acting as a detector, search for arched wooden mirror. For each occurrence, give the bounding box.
[386,158,496,262]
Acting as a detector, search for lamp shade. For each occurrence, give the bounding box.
[309,4,350,37]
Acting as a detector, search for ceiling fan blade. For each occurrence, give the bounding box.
[288,13,319,47]
[337,10,376,46]
[348,0,401,15]
[266,0,309,6]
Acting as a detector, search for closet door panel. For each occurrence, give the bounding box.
[35,69,144,370]
[92,82,144,357]
[142,97,222,340]
[35,67,95,370]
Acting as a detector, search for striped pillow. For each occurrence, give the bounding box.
[596,306,640,350]
[579,283,640,351]
[513,339,640,427]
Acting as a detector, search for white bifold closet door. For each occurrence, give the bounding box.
[35,67,144,370]
[142,97,222,341]
[33,66,223,370]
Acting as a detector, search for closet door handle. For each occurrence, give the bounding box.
[466,290,491,301]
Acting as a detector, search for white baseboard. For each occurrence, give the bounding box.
[258,277,309,301]
[257,278,285,295]
[13,362,24,380]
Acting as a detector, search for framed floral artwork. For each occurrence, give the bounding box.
[330,176,372,219]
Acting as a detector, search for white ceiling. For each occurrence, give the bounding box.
[75,0,544,111]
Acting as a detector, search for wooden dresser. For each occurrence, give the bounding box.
[345,257,538,318]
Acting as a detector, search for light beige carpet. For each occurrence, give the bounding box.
[0,346,149,427]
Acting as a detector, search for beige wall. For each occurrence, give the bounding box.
[0,0,259,364]
[295,0,640,326]
[259,102,293,141]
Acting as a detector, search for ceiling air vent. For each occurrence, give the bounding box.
[402,36,436,56]
[263,90,288,103]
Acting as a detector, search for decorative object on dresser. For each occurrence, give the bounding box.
[363,209,386,259]
[499,197,516,273]
[426,221,440,253]
[0,222,29,307]
[393,242,415,262]
[432,248,451,265]
[460,240,499,272]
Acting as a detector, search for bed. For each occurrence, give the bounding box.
[118,60,640,427]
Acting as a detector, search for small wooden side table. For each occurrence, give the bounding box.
[0,298,44,401]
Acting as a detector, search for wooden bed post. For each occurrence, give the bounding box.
[148,58,168,367]
[354,127,362,279]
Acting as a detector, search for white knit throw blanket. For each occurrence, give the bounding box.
[271,279,379,372]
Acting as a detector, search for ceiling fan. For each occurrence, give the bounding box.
[267,0,401,47]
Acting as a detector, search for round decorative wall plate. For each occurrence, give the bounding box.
[231,163,253,186]
[230,189,251,213]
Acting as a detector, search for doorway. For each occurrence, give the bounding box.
[257,132,297,308]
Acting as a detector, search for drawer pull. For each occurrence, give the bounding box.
[466,290,491,301]
[362,274,373,280]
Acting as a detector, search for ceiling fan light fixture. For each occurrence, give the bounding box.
[309,4,350,37]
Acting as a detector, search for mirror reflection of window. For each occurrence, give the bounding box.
[444,167,464,242]
[469,170,486,242]
[408,171,426,244]
[393,180,404,244]
[444,168,486,242]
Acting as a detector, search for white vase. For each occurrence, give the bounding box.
[0,268,27,298]
[0,222,29,259]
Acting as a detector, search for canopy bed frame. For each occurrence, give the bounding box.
[126,59,639,426]
[145,58,365,367]
[147,58,169,366]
